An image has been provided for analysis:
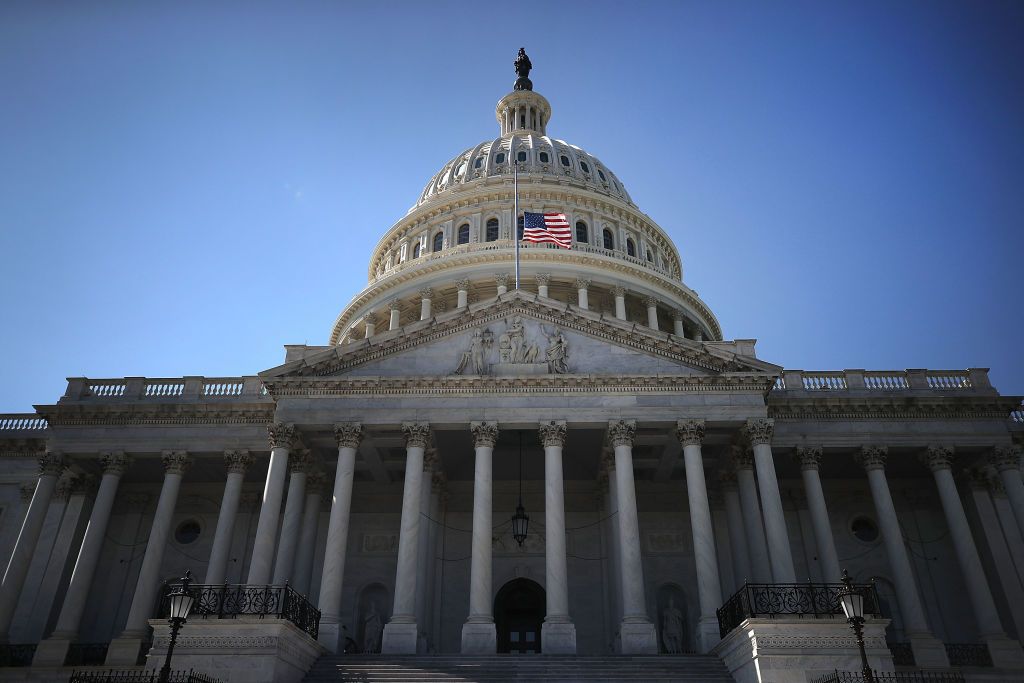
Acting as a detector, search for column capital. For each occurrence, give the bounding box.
[675,419,705,446]
[607,419,636,448]
[161,450,192,475]
[921,445,955,472]
[718,469,738,489]
[539,420,567,447]
[402,422,431,449]
[334,422,364,449]
[423,447,438,469]
[470,421,499,448]
[671,308,686,322]
[19,481,36,502]
[990,445,1023,472]
[731,444,754,471]
[494,273,510,286]
[742,418,774,445]
[418,287,433,300]
[855,445,888,471]
[534,273,551,286]
[963,466,991,491]
[795,446,823,471]
[60,473,96,499]
[289,447,314,474]
[388,298,403,312]
[306,471,327,496]
[38,451,66,477]
[224,450,252,475]
[575,277,591,289]
[100,451,132,476]
[611,284,626,297]
[455,278,471,290]
[268,422,296,450]
[643,295,659,308]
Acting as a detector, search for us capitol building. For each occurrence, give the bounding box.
[1,52,1023,683]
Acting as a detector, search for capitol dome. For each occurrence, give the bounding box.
[329,57,722,346]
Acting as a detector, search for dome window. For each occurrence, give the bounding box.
[598,169,606,182]
[516,215,525,241]
[517,151,527,162]
[626,238,636,257]
[485,218,499,242]
[560,155,570,167]
[602,229,614,250]
[495,152,506,164]
[580,161,590,174]
[457,223,470,245]
[539,152,549,163]
[575,221,588,244]
[646,249,653,262]
[412,242,421,259]
[455,161,467,177]
[474,156,484,169]
[432,232,444,252]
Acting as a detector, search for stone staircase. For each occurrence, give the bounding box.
[303,654,736,682]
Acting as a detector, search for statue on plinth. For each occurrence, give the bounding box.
[514,47,533,91]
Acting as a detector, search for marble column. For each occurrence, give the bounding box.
[389,300,401,330]
[495,273,509,296]
[456,279,470,309]
[363,311,376,338]
[317,423,362,652]
[732,445,772,582]
[603,451,622,631]
[247,422,294,585]
[743,419,796,582]
[419,287,433,320]
[273,447,312,583]
[535,273,550,298]
[34,454,129,665]
[463,422,498,653]
[415,449,436,653]
[988,474,1024,585]
[539,420,576,654]
[0,451,64,640]
[106,451,191,665]
[644,296,659,330]
[856,446,948,668]
[693,329,704,342]
[922,447,1024,667]
[992,446,1024,540]
[382,423,430,654]
[672,310,685,337]
[795,446,841,582]
[293,471,325,598]
[677,420,722,652]
[612,286,627,320]
[719,471,751,590]
[607,420,657,653]
[205,450,251,586]
[575,278,590,310]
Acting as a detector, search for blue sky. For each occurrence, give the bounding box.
[1,1,1022,411]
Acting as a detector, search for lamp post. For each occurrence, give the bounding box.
[838,569,873,683]
[511,432,529,546]
[159,570,195,683]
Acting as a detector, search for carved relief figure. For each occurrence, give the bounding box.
[508,316,525,362]
[661,596,684,654]
[455,328,493,375]
[363,601,384,653]
[542,325,569,374]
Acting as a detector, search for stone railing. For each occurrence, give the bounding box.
[716,582,881,638]
[0,414,49,432]
[1011,403,1024,424]
[61,377,269,403]
[772,369,993,394]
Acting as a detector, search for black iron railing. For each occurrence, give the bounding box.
[812,671,964,683]
[944,643,992,667]
[888,642,915,667]
[158,583,320,640]
[65,642,110,667]
[0,643,36,667]
[69,670,222,683]
[717,582,881,638]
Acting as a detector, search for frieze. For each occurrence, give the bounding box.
[753,635,887,650]
[38,404,275,427]
[770,396,1019,421]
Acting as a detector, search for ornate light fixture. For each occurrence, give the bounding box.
[511,431,529,546]
[837,568,873,683]
[159,569,195,683]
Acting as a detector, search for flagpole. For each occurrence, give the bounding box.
[513,161,520,290]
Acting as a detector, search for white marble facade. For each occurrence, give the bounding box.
[2,57,1024,681]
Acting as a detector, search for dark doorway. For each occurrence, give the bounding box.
[494,578,545,654]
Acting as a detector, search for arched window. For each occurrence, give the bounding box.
[580,161,590,174]
[412,242,421,259]
[539,152,549,163]
[485,218,499,242]
[560,155,570,167]
[474,156,484,169]
[626,238,636,257]
[457,223,470,245]
[517,215,524,241]
[495,152,506,164]
[646,249,653,262]
[517,151,527,162]
[597,169,606,182]
[432,232,444,252]
[602,228,614,250]
[575,221,588,244]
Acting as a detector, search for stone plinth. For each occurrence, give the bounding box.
[712,617,893,683]
[145,617,325,683]
[541,621,576,654]
[461,621,497,654]
[619,620,658,654]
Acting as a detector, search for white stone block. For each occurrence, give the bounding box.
[619,620,657,654]
[381,620,418,654]
[461,621,497,653]
[541,621,576,654]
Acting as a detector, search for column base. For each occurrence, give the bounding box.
[461,621,496,654]
[619,619,657,654]
[542,620,576,654]
[984,634,1024,669]
[908,633,950,669]
[105,634,147,666]
[317,621,341,654]
[381,621,418,654]
[32,637,71,666]
[696,616,722,654]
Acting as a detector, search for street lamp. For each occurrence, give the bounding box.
[837,569,873,683]
[159,570,195,683]
[511,432,529,546]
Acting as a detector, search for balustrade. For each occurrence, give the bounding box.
[716,582,880,638]
[774,369,996,397]
[0,414,47,431]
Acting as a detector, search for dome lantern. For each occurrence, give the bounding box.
[497,49,550,136]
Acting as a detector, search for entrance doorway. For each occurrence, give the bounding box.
[494,578,545,654]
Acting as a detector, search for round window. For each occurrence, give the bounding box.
[175,519,201,545]
[850,516,879,543]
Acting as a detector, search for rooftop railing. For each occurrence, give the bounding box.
[158,583,320,640]
[0,414,48,432]
[717,582,881,638]
[60,377,269,403]
[772,369,993,394]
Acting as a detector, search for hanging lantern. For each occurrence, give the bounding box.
[512,501,530,546]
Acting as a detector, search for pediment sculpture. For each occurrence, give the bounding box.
[454,317,570,376]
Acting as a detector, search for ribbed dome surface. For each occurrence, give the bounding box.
[412,133,634,211]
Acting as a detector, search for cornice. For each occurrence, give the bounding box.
[769,395,1020,421]
[36,402,276,427]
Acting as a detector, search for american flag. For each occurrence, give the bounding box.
[522,211,571,249]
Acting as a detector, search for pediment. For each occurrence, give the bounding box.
[260,292,779,385]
